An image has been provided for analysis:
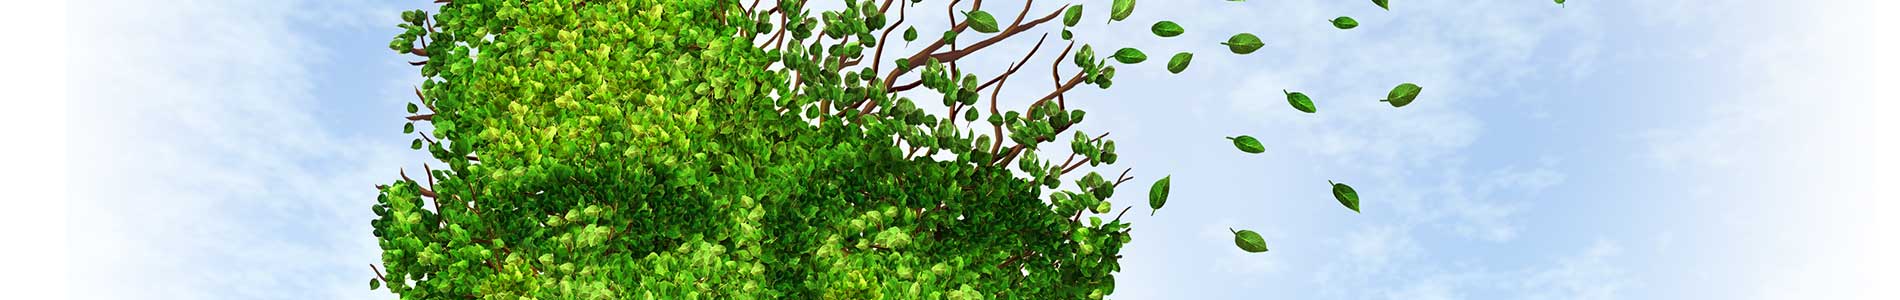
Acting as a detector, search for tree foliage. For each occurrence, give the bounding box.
[367,0,1559,298]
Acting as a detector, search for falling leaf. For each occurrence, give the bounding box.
[1149,176,1170,216]
[1167,52,1193,74]
[1330,180,1360,213]
[904,27,918,42]
[1112,48,1148,64]
[1231,228,1269,252]
[1065,5,1084,27]
[1110,0,1136,23]
[964,10,1001,33]
[1151,21,1184,37]
[1222,33,1264,54]
[1331,16,1359,29]
[1373,0,1390,10]
[1382,83,1421,107]
[1226,135,1264,154]
[1284,90,1317,113]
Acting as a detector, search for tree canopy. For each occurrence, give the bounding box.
[368,0,1563,298]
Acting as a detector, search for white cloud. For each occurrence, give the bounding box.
[69,0,413,299]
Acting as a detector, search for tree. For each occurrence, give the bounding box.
[368,0,1550,298]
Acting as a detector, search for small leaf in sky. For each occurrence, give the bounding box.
[1166,52,1192,74]
[1331,16,1359,29]
[1382,83,1422,107]
[1112,48,1148,64]
[1226,135,1265,154]
[1284,89,1317,113]
[1373,0,1390,10]
[411,138,423,150]
[371,278,381,290]
[1110,0,1135,23]
[903,26,918,42]
[1149,175,1171,216]
[1330,180,1361,213]
[1151,21,1184,37]
[1231,228,1269,252]
[407,102,419,113]
[964,10,1001,33]
[1064,5,1084,27]
[1222,33,1264,54]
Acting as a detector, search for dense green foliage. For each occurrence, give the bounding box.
[366,0,1559,298]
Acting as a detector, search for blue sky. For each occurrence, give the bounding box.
[62,0,1899,299]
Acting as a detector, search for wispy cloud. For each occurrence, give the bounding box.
[70,0,412,299]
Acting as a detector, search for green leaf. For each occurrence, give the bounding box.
[407,102,419,114]
[1221,33,1264,54]
[1110,0,1135,23]
[1373,0,1390,10]
[1149,176,1170,216]
[1331,16,1359,29]
[1111,48,1147,64]
[964,10,1001,33]
[964,108,978,122]
[1231,228,1269,252]
[1383,83,1422,107]
[1062,29,1073,40]
[403,122,415,134]
[903,26,918,42]
[411,138,423,150]
[1284,89,1317,113]
[371,278,382,290]
[1166,52,1192,74]
[1225,135,1264,154]
[1064,5,1084,27]
[1150,21,1184,37]
[1330,180,1361,213]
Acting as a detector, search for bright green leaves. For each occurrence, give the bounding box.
[370,278,381,290]
[1331,17,1359,29]
[1167,52,1192,74]
[1383,83,1422,107]
[1284,89,1317,113]
[964,10,1001,33]
[403,122,415,134]
[904,26,918,42]
[1373,0,1391,10]
[1149,175,1171,215]
[1112,48,1148,64]
[1151,21,1184,37]
[1226,135,1265,154]
[1222,33,1265,54]
[1330,180,1361,213]
[406,102,419,114]
[1230,228,1269,252]
[1110,0,1136,23]
[873,227,913,249]
[1064,5,1084,27]
[410,138,423,150]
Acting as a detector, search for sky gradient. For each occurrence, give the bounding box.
[65,0,1899,299]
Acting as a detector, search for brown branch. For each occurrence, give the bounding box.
[399,168,438,199]
[864,3,1064,114]
[409,48,428,57]
[408,60,427,66]
[406,114,434,121]
[369,264,389,283]
[975,33,1047,93]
